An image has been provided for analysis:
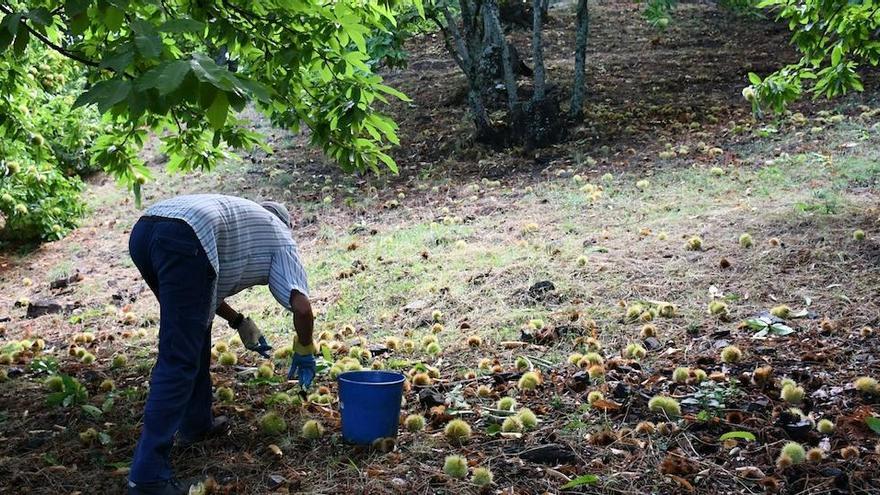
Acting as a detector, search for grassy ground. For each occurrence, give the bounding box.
[2,2,880,494]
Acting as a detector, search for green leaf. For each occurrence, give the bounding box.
[46,391,66,407]
[719,430,756,442]
[27,8,53,26]
[190,54,234,91]
[64,0,89,18]
[69,13,88,35]
[132,19,162,59]
[0,15,16,51]
[12,22,29,55]
[748,72,762,85]
[103,6,124,31]
[98,431,112,445]
[100,46,134,72]
[377,151,398,174]
[1,12,21,36]
[206,91,229,129]
[81,404,103,419]
[375,83,411,102]
[561,474,599,489]
[138,60,191,95]
[74,79,132,113]
[235,78,273,103]
[133,182,142,208]
[159,18,205,33]
[745,318,769,330]
[769,323,795,336]
[831,45,843,66]
[867,416,880,435]
[321,344,334,363]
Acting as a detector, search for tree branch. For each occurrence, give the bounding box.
[0,3,102,68]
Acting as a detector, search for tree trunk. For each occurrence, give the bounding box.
[435,7,469,73]
[484,0,518,113]
[531,0,546,103]
[569,0,589,119]
[438,1,493,137]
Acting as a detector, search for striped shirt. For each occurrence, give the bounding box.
[145,194,309,321]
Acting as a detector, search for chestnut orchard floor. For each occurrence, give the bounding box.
[2,3,880,495]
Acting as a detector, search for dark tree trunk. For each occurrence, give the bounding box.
[427,0,569,149]
[484,0,518,113]
[531,0,546,103]
[569,0,589,119]
[434,1,495,139]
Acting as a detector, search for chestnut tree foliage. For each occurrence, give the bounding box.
[746,0,880,114]
[646,0,879,114]
[0,0,419,241]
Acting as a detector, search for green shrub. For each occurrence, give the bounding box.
[0,161,85,241]
[0,46,96,242]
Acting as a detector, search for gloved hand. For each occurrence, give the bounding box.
[288,339,317,389]
[234,317,272,358]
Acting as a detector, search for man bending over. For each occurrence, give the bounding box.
[126,194,316,495]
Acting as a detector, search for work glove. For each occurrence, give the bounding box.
[233,316,272,358]
[288,338,317,390]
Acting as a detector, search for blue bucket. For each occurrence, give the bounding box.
[338,371,406,444]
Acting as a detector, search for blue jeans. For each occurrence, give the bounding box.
[128,217,215,483]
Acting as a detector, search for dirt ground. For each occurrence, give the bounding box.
[2,2,880,494]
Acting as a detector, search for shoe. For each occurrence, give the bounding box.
[127,478,195,495]
[176,415,229,448]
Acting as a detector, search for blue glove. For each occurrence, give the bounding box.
[288,353,316,389]
[235,317,273,358]
[248,335,273,359]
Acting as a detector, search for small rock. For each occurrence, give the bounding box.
[777,411,812,441]
[518,443,577,465]
[612,382,630,399]
[26,299,72,318]
[417,388,445,408]
[643,337,662,351]
[568,371,590,392]
[735,466,765,479]
[267,474,286,489]
[402,299,429,312]
[820,467,848,489]
[390,478,408,492]
[746,398,770,412]
[527,281,555,300]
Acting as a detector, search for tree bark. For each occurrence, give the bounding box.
[484,0,518,113]
[569,0,589,119]
[531,0,546,103]
[450,1,494,137]
[437,6,471,73]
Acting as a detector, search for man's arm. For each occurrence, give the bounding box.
[218,301,271,357]
[289,289,314,347]
[216,301,242,326]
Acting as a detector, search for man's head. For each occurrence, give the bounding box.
[261,201,291,228]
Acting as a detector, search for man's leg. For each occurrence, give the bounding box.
[177,322,214,441]
[129,222,213,484]
[129,219,158,297]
